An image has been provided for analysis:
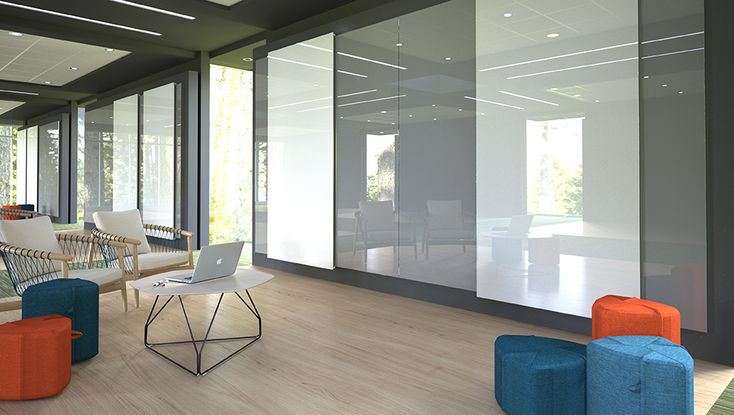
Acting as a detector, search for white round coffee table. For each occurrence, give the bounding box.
[130,268,273,376]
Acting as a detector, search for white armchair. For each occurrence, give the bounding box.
[91,209,194,308]
[0,216,127,311]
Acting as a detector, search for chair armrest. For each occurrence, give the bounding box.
[0,207,35,219]
[57,232,127,249]
[91,228,142,246]
[0,243,73,262]
[143,223,193,238]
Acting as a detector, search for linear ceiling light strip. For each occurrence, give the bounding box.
[108,0,195,20]
[0,1,161,36]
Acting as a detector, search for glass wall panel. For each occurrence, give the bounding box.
[141,83,176,226]
[112,95,138,212]
[0,126,13,205]
[336,20,399,276]
[26,126,37,209]
[38,121,60,216]
[15,128,26,204]
[396,0,476,289]
[641,0,706,331]
[266,33,334,269]
[254,58,268,254]
[84,105,113,222]
[475,0,640,317]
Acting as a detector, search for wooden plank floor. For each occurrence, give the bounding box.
[1,267,732,414]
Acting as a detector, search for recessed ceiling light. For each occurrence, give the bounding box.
[594,100,600,103]
[242,57,253,61]
[108,0,195,20]
[444,56,452,61]
[8,31,22,36]
[367,120,371,122]
[69,66,78,71]
[643,75,649,79]
[431,104,436,107]
[313,83,319,87]
[678,91,684,94]
[44,81,51,84]
[109,116,113,119]
[380,110,387,113]
[380,131,384,134]
[0,89,38,95]
[573,94,581,97]
[396,43,403,47]
[546,33,560,38]
[105,47,115,52]
[662,84,668,87]
[458,108,463,111]
[503,12,512,17]
[91,121,96,124]
[0,0,162,36]
[409,115,413,117]
[433,117,437,121]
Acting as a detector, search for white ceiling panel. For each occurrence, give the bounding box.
[0,99,24,116]
[0,30,130,86]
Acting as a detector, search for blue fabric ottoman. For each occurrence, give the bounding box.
[495,335,587,415]
[587,336,694,415]
[22,279,99,363]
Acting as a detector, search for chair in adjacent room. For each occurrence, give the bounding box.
[91,209,194,308]
[423,200,475,259]
[0,206,41,220]
[355,200,417,263]
[0,216,128,311]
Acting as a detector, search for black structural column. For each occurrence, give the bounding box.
[197,52,210,248]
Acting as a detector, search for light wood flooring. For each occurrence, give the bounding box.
[0,267,732,414]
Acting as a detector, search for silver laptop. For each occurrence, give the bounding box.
[166,241,244,284]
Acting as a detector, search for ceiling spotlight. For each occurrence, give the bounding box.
[431,104,436,107]
[380,110,387,113]
[44,81,51,84]
[380,131,384,134]
[433,117,437,121]
[643,75,649,79]
[678,91,684,94]
[105,47,114,52]
[8,31,22,36]
[594,99,600,103]
[396,43,403,47]
[546,33,560,38]
[367,120,371,122]
[662,84,668,87]
[458,108,463,111]
[409,114,413,118]
[313,83,319,87]
[69,66,78,70]
[503,12,512,17]
[444,56,452,61]
[242,57,253,62]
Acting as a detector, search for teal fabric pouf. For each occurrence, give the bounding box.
[22,278,99,363]
[494,335,587,415]
[587,336,694,415]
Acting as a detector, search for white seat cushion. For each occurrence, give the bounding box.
[137,252,189,271]
[68,268,123,287]
[0,216,63,270]
[93,209,152,254]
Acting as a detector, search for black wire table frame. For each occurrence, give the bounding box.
[143,290,261,377]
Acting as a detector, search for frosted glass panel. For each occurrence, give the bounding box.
[141,83,175,226]
[475,0,640,317]
[38,121,60,216]
[26,126,37,208]
[113,95,138,211]
[266,33,335,269]
[16,128,26,204]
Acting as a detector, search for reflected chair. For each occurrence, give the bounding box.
[423,200,475,259]
[0,216,127,311]
[0,206,42,220]
[91,209,194,308]
[355,200,417,263]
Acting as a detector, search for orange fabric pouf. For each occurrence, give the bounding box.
[592,295,681,344]
[0,315,74,400]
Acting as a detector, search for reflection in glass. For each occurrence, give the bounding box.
[26,126,37,208]
[84,105,114,222]
[141,83,176,226]
[16,128,26,204]
[253,58,268,254]
[113,95,138,212]
[475,0,640,317]
[38,121,60,216]
[0,126,13,205]
[266,33,334,269]
[641,0,706,331]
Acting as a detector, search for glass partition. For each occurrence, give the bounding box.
[266,33,335,269]
[0,126,13,205]
[254,58,268,254]
[26,126,37,208]
[335,19,400,276]
[141,83,177,226]
[15,128,26,204]
[475,0,640,317]
[112,95,138,212]
[641,0,706,331]
[84,105,114,221]
[38,121,60,216]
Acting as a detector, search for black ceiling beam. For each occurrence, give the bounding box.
[0,80,90,101]
[210,31,269,59]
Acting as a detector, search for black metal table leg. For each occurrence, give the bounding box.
[143,290,262,376]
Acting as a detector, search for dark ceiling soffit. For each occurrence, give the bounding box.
[210,30,268,58]
[0,80,88,101]
[80,62,200,108]
[0,13,194,58]
[253,0,448,58]
[27,107,70,128]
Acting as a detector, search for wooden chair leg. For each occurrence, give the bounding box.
[121,284,128,312]
[135,288,140,308]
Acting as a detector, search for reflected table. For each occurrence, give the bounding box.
[130,268,273,376]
